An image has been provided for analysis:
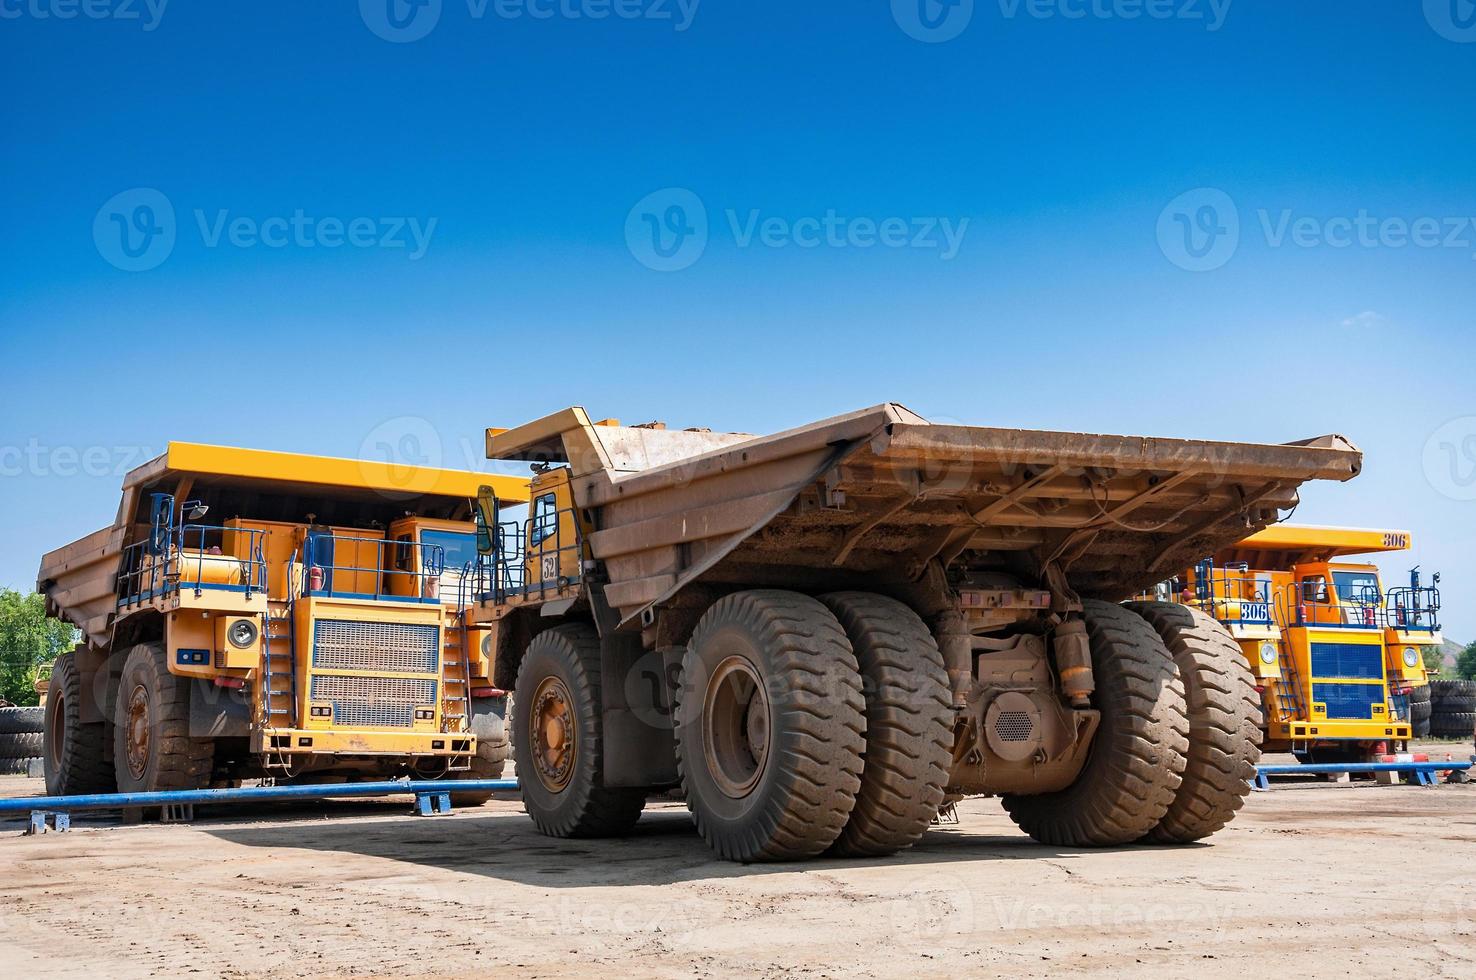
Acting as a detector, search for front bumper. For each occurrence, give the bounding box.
[253,729,475,757]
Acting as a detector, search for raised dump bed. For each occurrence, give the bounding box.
[469,404,1361,861]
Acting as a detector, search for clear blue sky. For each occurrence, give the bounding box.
[2,1,1473,639]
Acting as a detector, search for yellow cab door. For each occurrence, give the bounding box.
[524,468,582,595]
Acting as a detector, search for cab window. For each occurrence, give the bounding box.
[1332,570,1381,606]
[422,529,477,574]
[1300,576,1329,603]
[529,493,559,547]
[393,534,413,572]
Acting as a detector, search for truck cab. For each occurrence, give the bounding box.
[1179,525,1441,764]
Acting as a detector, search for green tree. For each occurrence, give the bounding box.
[1457,641,1476,681]
[1423,645,1447,674]
[0,589,78,706]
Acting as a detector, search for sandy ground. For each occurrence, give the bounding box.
[1,752,1473,979]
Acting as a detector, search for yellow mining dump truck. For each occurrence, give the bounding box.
[1175,524,1442,763]
[462,404,1362,861]
[37,442,527,799]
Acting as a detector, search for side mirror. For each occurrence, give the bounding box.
[1433,572,1441,585]
[476,486,498,555]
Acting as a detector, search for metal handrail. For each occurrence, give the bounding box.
[294,533,445,603]
[116,524,268,607]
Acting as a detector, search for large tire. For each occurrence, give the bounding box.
[1002,600,1188,847]
[1435,695,1476,713]
[676,590,866,862]
[512,624,645,837]
[42,651,115,796]
[0,706,43,735]
[0,757,41,776]
[818,592,952,857]
[1124,601,1262,843]
[0,732,43,759]
[112,643,214,793]
[451,701,512,807]
[1430,710,1476,737]
[1431,679,1476,706]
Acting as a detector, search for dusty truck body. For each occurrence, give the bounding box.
[466,404,1362,861]
[37,442,527,799]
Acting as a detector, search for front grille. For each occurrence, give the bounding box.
[1312,682,1384,720]
[312,620,440,674]
[309,675,437,728]
[1309,643,1383,680]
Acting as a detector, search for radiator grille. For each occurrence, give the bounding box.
[1312,682,1384,720]
[309,675,437,728]
[1309,643,1383,680]
[312,619,440,674]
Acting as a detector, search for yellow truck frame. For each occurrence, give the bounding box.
[38,442,526,797]
[1177,524,1442,763]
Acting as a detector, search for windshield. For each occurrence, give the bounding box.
[422,529,478,574]
[1332,569,1382,606]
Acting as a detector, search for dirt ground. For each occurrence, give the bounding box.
[2,750,1473,979]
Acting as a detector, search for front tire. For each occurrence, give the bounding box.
[1002,600,1188,847]
[512,624,645,837]
[1125,601,1262,843]
[676,590,866,862]
[112,643,213,793]
[43,651,115,796]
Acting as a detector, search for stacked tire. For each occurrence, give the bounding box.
[1430,680,1476,738]
[1409,685,1433,738]
[0,705,45,776]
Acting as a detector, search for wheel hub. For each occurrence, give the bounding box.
[702,656,770,799]
[125,683,151,780]
[530,677,575,792]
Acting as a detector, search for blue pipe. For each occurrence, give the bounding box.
[0,778,519,816]
[1256,761,1471,775]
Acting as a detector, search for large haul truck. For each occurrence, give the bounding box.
[464,404,1362,861]
[38,442,526,798]
[1172,524,1442,762]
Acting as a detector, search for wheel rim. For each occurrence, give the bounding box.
[46,689,66,770]
[124,683,151,780]
[529,676,576,793]
[702,656,770,799]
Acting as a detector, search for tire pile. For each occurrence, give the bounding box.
[1410,684,1433,738]
[1429,679,1476,739]
[0,705,44,776]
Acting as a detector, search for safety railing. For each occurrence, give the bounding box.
[295,533,444,604]
[461,507,583,607]
[116,524,269,607]
[1383,586,1441,633]
[1185,562,1277,629]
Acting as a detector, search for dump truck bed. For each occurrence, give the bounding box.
[490,404,1362,627]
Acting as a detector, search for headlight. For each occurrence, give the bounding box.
[227,618,259,649]
[481,633,493,657]
[1403,646,1420,668]
[1259,642,1279,665]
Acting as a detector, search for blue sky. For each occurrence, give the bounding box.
[2,0,1474,639]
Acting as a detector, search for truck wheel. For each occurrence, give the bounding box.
[43,651,115,796]
[818,592,952,857]
[451,703,512,807]
[1001,600,1188,847]
[1431,710,1476,737]
[0,706,43,735]
[675,590,866,862]
[112,643,214,793]
[1124,601,1262,843]
[512,624,645,837]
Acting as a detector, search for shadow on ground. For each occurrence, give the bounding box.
[196,797,1183,888]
